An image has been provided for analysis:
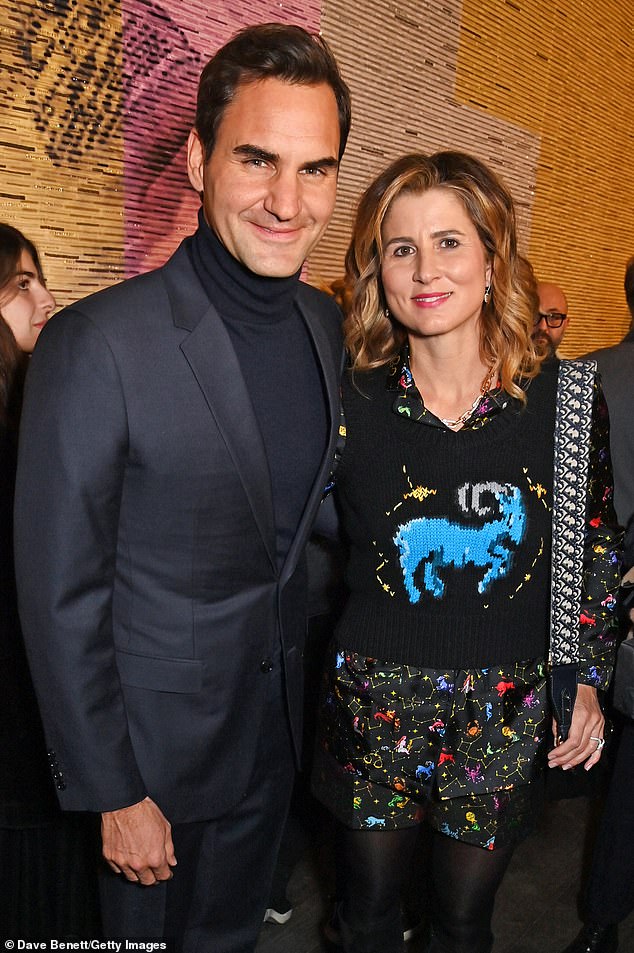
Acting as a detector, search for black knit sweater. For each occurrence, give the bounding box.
[187,211,327,568]
[335,360,560,668]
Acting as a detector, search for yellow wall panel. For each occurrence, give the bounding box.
[456,0,634,354]
[456,0,554,132]
[1,1,125,306]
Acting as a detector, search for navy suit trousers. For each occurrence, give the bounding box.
[98,660,296,952]
[585,719,634,925]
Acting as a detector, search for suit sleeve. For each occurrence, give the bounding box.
[578,377,623,687]
[14,308,147,812]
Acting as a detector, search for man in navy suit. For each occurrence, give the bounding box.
[14,23,350,952]
[583,256,634,528]
[560,260,634,953]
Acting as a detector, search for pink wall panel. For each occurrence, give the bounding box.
[122,0,321,275]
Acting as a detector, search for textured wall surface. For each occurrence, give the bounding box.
[1,0,633,353]
[318,0,634,354]
[1,0,319,298]
[2,0,125,301]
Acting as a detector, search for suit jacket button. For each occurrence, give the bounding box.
[260,658,273,673]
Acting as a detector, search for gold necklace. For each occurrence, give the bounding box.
[439,365,497,430]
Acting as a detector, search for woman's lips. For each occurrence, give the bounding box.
[411,292,452,307]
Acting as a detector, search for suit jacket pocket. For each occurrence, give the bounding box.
[115,649,203,693]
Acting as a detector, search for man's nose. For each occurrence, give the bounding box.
[264,171,301,222]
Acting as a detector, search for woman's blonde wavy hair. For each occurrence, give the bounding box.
[344,151,545,401]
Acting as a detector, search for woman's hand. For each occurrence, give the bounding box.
[547,684,605,772]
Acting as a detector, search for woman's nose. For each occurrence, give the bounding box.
[412,248,438,283]
[39,285,57,317]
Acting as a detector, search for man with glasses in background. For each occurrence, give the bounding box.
[532,280,569,355]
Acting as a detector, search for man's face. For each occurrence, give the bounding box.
[187,78,341,278]
[533,282,569,353]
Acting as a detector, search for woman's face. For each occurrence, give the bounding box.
[380,187,491,345]
[0,250,56,352]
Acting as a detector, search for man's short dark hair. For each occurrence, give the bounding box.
[625,255,634,320]
[195,22,351,161]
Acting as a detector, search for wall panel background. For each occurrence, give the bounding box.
[319,0,634,354]
[1,0,633,354]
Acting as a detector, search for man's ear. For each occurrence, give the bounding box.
[187,129,205,195]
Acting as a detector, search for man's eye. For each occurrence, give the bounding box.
[302,166,325,177]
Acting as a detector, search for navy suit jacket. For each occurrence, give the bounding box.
[13,242,343,823]
[585,328,634,527]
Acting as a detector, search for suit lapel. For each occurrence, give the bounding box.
[281,289,343,583]
[161,246,343,582]
[162,246,277,572]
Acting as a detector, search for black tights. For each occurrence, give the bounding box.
[336,825,515,953]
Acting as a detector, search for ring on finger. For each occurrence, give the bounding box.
[590,736,605,751]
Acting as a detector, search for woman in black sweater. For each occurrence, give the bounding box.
[313,154,622,953]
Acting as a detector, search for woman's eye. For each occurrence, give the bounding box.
[17,278,30,291]
[440,238,459,249]
[393,245,415,258]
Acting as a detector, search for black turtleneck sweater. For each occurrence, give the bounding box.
[187,211,328,569]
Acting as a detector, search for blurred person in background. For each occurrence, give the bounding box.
[559,258,634,953]
[0,222,100,938]
[532,280,569,356]
[582,256,634,529]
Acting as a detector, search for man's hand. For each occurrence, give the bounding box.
[547,683,606,772]
[102,796,176,885]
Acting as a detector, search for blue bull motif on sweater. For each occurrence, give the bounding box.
[393,482,527,602]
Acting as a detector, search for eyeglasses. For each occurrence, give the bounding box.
[535,311,567,328]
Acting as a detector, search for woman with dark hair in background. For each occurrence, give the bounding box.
[0,224,53,424]
[0,223,100,937]
[313,153,622,953]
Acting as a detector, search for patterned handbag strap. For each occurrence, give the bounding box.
[550,359,596,666]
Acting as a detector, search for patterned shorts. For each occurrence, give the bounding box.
[312,646,550,850]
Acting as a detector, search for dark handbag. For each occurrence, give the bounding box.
[612,637,634,719]
[620,577,634,617]
[549,662,578,743]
